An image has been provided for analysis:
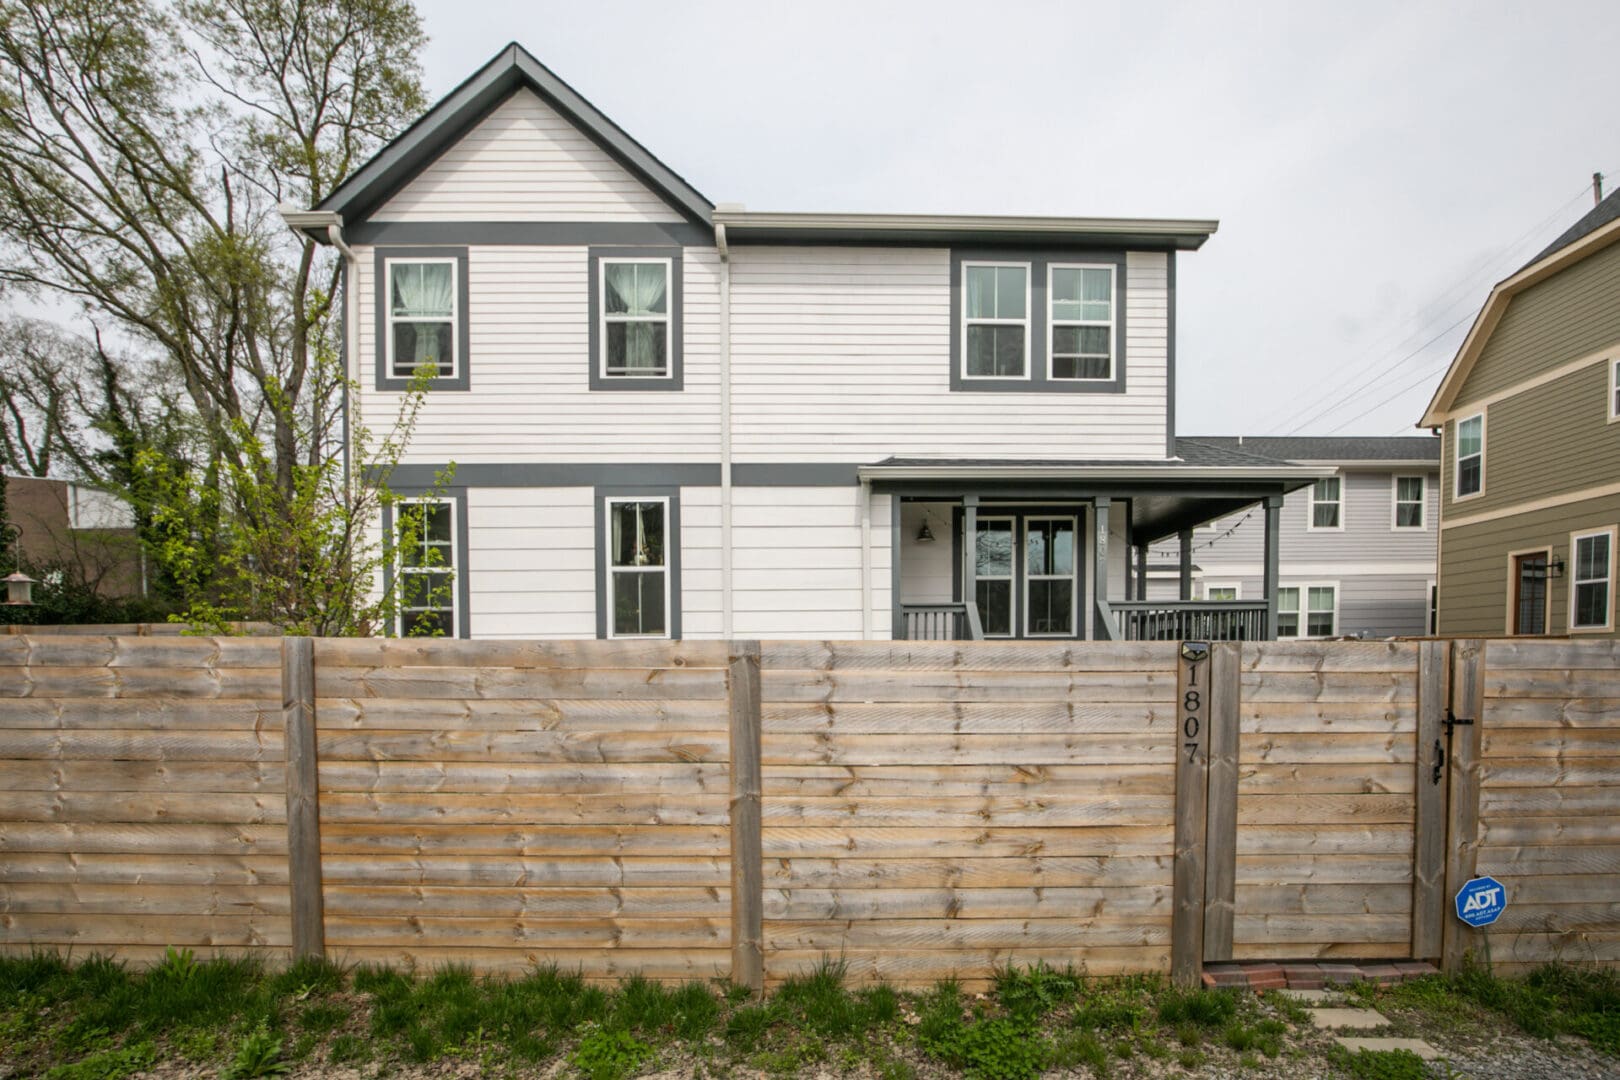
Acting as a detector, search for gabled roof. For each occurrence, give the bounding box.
[309,42,713,234]
[1420,192,1620,426]
[1181,436,1440,466]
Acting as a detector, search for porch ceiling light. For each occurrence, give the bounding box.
[916,521,936,543]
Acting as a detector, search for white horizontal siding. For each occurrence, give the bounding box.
[466,486,595,638]
[729,247,1170,462]
[373,90,685,223]
[355,244,721,463]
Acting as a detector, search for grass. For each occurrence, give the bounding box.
[3,950,1619,1077]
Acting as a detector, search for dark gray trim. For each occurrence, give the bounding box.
[724,227,1204,251]
[890,496,904,639]
[1166,251,1178,458]
[731,463,861,486]
[382,462,721,488]
[373,247,471,391]
[587,246,684,391]
[945,500,1090,640]
[315,44,712,230]
[948,249,1129,395]
[349,220,711,247]
[380,486,471,639]
[593,485,682,640]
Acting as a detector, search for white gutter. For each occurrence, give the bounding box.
[715,222,734,638]
[277,206,356,491]
[857,464,1337,482]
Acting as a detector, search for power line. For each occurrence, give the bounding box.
[1281,312,1474,436]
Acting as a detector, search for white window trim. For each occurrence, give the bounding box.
[1275,581,1339,639]
[1306,476,1345,532]
[1454,411,1485,502]
[974,515,1017,638]
[384,257,459,380]
[604,496,674,640]
[1502,545,1553,637]
[1023,515,1079,638]
[1609,358,1619,424]
[1569,526,1617,634]
[1046,262,1115,382]
[598,257,675,381]
[1202,581,1242,601]
[961,261,1032,381]
[1391,475,1427,531]
[394,496,460,638]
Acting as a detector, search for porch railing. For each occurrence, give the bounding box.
[900,603,985,641]
[1111,600,1269,641]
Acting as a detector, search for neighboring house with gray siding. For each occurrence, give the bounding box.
[1420,190,1620,638]
[1145,437,1441,638]
[283,43,1330,642]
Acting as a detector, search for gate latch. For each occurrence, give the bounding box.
[1444,708,1474,733]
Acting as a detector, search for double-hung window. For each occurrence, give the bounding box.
[1276,584,1336,639]
[1455,414,1484,498]
[973,518,1015,637]
[396,499,458,637]
[1309,477,1343,530]
[1205,584,1240,602]
[386,259,458,379]
[606,498,670,638]
[962,264,1029,379]
[1393,476,1426,529]
[1609,358,1619,422]
[1571,528,1615,632]
[601,259,671,378]
[1048,265,1114,380]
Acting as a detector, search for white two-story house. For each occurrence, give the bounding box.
[284,43,1329,642]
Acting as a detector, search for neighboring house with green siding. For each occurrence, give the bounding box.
[1420,190,1620,638]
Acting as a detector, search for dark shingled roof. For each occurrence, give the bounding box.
[1180,436,1440,464]
[1526,187,1620,267]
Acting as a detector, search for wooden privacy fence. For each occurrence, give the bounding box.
[0,634,1616,987]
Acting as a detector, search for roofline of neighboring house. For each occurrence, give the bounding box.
[305,42,715,238]
[1287,458,1441,468]
[711,210,1219,250]
[1419,212,1620,426]
[856,463,1336,482]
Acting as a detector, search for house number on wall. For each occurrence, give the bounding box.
[1179,641,1210,764]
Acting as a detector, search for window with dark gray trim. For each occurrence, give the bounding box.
[373,247,470,391]
[594,486,682,638]
[949,249,1128,394]
[588,247,683,390]
[380,488,470,638]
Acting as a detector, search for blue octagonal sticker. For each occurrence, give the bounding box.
[1455,876,1506,927]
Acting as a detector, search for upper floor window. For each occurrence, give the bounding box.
[601,259,671,378]
[1308,477,1342,530]
[1455,413,1484,498]
[1393,476,1426,529]
[387,259,458,379]
[1048,265,1114,380]
[1571,528,1615,633]
[588,247,684,391]
[1609,358,1619,422]
[962,263,1029,379]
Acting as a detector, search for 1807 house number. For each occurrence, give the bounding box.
[1180,642,1209,763]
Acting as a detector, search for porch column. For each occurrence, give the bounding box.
[1094,497,1119,640]
[1178,529,1194,602]
[961,495,978,614]
[1135,544,1148,602]
[1263,495,1283,639]
[890,495,903,640]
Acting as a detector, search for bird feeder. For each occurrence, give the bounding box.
[3,571,35,606]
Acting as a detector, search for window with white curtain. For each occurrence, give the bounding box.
[601,259,671,378]
[607,498,670,638]
[387,259,458,378]
[1394,476,1426,529]
[963,264,1029,378]
[1308,477,1343,530]
[1048,265,1114,380]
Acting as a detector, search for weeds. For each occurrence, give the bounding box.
[570,1025,653,1080]
[221,1020,290,1079]
[1328,1044,1430,1079]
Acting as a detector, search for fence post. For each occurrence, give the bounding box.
[1411,639,1450,960]
[1172,641,1211,986]
[1202,641,1239,962]
[1440,639,1484,974]
[728,641,764,993]
[281,635,324,961]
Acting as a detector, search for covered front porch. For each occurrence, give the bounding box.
[865,453,1327,642]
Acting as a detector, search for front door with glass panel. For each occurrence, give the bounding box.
[973,512,1082,639]
[1512,553,1548,636]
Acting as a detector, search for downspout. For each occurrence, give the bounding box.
[716,222,734,638]
[327,223,358,498]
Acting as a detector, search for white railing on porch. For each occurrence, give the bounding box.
[1111,600,1269,641]
[900,603,985,641]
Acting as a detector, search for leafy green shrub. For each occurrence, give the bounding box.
[1327,1045,1429,1080]
[222,1020,290,1079]
[948,1017,1046,1080]
[571,1026,653,1080]
[41,1042,154,1080]
[993,961,1082,1019]
[1156,986,1238,1028]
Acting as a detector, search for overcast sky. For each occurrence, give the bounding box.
[414,0,1618,439]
